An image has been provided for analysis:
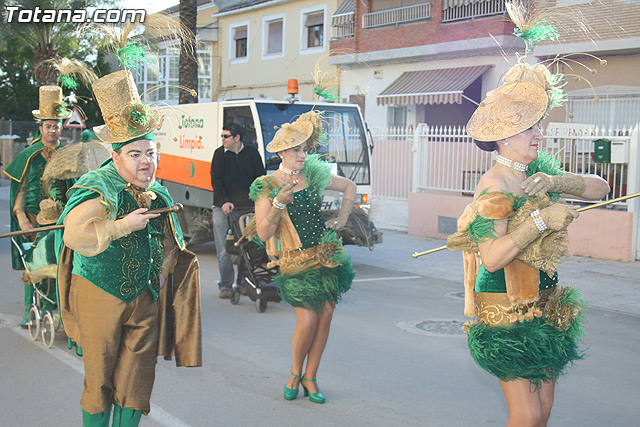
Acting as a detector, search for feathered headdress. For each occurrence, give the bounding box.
[82,14,196,70]
[81,14,197,146]
[466,0,605,142]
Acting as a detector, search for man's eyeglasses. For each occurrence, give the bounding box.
[221,134,234,139]
[124,151,158,162]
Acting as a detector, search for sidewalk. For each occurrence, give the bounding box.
[348,228,640,317]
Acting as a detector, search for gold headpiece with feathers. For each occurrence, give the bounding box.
[466,0,606,142]
[81,13,197,70]
[313,53,341,102]
[34,57,98,91]
[81,14,197,145]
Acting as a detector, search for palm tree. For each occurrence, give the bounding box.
[0,0,113,86]
[179,0,198,104]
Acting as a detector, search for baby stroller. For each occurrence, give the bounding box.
[226,208,280,313]
[12,232,60,348]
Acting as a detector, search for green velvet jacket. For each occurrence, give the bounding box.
[55,161,185,303]
[4,138,60,269]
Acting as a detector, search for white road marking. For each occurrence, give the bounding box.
[353,275,422,282]
[11,326,192,427]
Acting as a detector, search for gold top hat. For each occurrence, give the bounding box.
[36,199,62,225]
[32,86,71,120]
[266,111,323,153]
[92,70,158,144]
[466,63,553,142]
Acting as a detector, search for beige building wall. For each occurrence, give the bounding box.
[217,0,340,101]
[546,54,640,124]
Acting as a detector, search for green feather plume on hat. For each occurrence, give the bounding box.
[81,13,196,71]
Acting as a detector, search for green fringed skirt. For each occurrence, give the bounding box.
[276,247,355,313]
[467,286,585,388]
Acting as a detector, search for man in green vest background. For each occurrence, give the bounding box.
[4,85,70,327]
[55,69,201,427]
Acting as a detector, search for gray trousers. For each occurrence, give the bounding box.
[212,206,235,289]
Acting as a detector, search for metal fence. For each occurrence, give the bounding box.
[370,127,413,199]
[362,3,431,29]
[442,0,505,22]
[369,123,640,207]
[0,120,39,141]
[331,12,355,40]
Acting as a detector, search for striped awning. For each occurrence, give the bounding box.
[334,0,355,15]
[376,65,492,106]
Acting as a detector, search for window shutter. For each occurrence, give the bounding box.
[267,20,283,54]
[305,12,324,27]
[234,26,247,40]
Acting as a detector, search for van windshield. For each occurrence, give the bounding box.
[255,103,370,185]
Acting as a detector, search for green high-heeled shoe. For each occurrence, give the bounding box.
[301,376,325,404]
[284,371,301,400]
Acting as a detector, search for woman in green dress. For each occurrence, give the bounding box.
[250,111,356,404]
[448,62,610,426]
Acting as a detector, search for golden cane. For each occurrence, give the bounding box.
[411,193,640,258]
[0,203,184,239]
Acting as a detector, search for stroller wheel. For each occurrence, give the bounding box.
[256,297,267,313]
[230,289,241,305]
[27,306,40,341]
[41,312,55,349]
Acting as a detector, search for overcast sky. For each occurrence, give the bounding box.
[120,0,179,14]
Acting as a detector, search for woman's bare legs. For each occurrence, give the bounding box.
[538,380,556,426]
[285,302,335,393]
[286,307,318,390]
[500,379,556,427]
[302,302,334,393]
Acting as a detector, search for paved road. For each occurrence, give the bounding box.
[0,186,638,426]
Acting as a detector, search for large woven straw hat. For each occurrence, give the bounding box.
[36,199,62,225]
[41,140,110,183]
[32,86,72,120]
[266,111,323,153]
[92,70,158,144]
[466,63,550,142]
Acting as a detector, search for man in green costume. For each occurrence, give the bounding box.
[4,85,70,327]
[55,69,201,427]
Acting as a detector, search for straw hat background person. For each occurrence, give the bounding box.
[4,84,73,327]
[250,110,356,404]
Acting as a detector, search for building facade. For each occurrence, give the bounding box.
[330,0,522,129]
[214,0,341,101]
[330,0,640,131]
[535,0,640,130]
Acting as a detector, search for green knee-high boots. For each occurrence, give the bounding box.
[82,406,112,427]
[112,404,142,427]
[81,404,141,427]
[68,337,83,356]
[19,284,34,328]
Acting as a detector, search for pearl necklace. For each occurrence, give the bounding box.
[279,164,300,175]
[495,155,527,172]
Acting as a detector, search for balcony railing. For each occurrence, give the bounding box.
[331,12,355,39]
[443,0,505,22]
[362,3,431,29]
